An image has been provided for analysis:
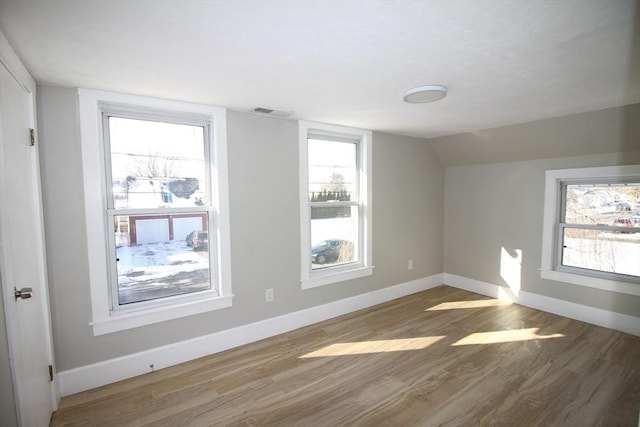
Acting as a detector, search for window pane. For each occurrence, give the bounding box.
[565,183,640,226]
[114,214,211,305]
[562,228,640,277]
[311,206,358,269]
[308,139,357,202]
[109,117,207,209]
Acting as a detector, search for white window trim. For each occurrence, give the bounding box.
[78,89,233,335]
[541,165,640,296]
[298,121,373,289]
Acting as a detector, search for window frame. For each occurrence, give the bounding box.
[541,165,640,296]
[103,109,216,310]
[78,89,232,335]
[298,121,373,289]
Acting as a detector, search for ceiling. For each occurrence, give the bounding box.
[0,0,638,139]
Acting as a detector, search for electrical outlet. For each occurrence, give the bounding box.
[265,288,274,302]
[408,259,414,270]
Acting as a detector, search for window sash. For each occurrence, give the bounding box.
[106,208,218,310]
[309,201,359,208]
[307,136,363,268]
[555,179,640,283]
[102,112,213,211]
[307,138,360,203]
[299,120,372,289]
[310,204,361,269]
[556,224,639,283]
[102,110,217,312]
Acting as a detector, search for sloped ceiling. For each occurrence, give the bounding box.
[0,0,638,139]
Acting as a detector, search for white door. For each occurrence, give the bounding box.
[0,56,55,425]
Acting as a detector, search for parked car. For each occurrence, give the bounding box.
[311,239,353,264]
[613,218,633,227]
[186,230,208,251]
[616,202,631,211]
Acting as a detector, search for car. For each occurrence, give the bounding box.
[613,218,633,227]
[616,202,631,211]
[311,239,353,264]
[186,230,208,251]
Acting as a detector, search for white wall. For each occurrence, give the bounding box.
[0,274,18,427]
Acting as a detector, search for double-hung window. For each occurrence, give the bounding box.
[299,121,372,289]
[541,165,640,295]
[79,90,232,335]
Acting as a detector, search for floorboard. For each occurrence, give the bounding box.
[50,286,640,426]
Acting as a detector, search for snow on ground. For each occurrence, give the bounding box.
[116,240,211,304]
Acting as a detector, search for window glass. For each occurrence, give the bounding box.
[108,117,207,209]
[308,138,359,270]
[559,180,640,281]
[308,139,357,201]
[564,183,638,226]
[311,206,359,269]
[114,214,211,305]
[561,228,639,277]
[106,115,213,306]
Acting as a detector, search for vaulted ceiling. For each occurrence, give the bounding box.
[1,0,638,139]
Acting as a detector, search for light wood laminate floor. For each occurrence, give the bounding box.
[51,286,640,426]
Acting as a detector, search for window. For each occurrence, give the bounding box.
[541,165,640,296]
[299,121,372,289]
[79,89,232,335]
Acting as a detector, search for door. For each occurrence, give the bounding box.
[0,57,55,425]
[135,218,170,244]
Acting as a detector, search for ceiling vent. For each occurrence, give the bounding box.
[251,107,294,119]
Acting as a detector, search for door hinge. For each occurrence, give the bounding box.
[29,128,35,146]
[48,364,53,382]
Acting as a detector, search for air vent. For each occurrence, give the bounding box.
[251,107,294,119]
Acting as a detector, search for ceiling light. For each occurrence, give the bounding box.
[403,85,447,103]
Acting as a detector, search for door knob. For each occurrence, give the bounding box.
[14,287,33,301]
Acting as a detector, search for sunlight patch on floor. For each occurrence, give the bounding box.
[426,299,512,311]
[452,328,565,346]
[299,336,446,358]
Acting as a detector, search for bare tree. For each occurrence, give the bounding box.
[324,172,346,192]
[128,151,176,180]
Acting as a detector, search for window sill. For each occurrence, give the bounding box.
[540,269,640,296]
[90,294,233,336]
[302,265,373,290]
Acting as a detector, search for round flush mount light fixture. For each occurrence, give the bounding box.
[403,84,447,103]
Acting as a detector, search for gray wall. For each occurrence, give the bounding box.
[439,105,640,317]
[431,104,640,167]
[37,85,444,372]
[36,85,639,374]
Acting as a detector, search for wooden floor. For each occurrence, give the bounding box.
[51,286,640,426]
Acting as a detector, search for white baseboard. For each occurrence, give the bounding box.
[443,273,640,337]
[57,274,443,396]
[57,272,639,396]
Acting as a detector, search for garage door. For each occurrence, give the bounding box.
[136,218,170,244]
